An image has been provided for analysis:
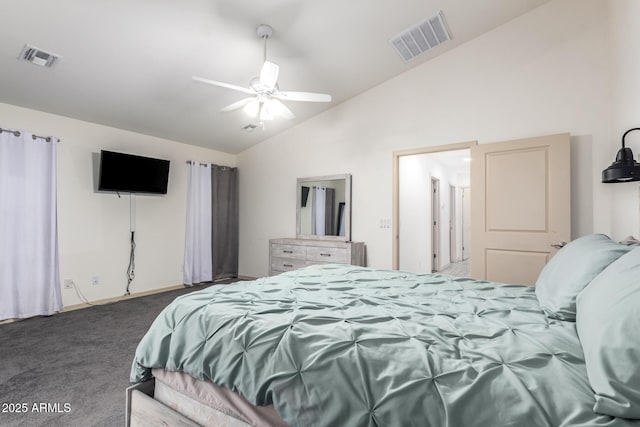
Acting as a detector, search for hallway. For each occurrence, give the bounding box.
[440,259,470,278]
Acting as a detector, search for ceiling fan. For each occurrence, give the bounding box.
[193,24,331,127]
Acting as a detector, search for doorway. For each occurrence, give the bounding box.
[394,141,476,276]
[393,133,570,284]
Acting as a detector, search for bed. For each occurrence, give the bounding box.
[128,235,640,426]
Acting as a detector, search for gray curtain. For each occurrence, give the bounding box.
[325,188,335,235]
[211,165,239,279]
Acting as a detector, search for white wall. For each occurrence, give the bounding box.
[238,0,613,278]
[0,102,235,307]
[398,155,430,273]
[399,154,457,273]
[609,0,640,239]
[5,0,631,305]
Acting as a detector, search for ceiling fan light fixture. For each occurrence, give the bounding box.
[260,108,274,121]
[243,100,260,118]
[244,99,275,122]
[267,99,293,120]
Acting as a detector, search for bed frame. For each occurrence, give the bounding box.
[125,379,251,427]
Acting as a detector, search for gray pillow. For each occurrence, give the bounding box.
[535,234,631,321]
[576,247,640,418]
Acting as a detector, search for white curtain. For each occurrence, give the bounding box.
[183,162,212,285]
[0,130,62,320]
[313,187,327,235]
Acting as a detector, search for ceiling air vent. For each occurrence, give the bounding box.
[390,11,452,62]
[18,45,60,67]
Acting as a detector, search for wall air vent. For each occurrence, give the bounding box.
[389,11,452,62]
[18,44,60,67]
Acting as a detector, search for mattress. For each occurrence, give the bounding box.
[131,264,638,427]
[152,368,287,426]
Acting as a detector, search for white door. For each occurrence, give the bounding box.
[470,133,571,285]
[449,185,456,262]
[431,178,440,272]
[461,187,471,261]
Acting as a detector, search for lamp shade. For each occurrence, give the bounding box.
[602,128,640,183]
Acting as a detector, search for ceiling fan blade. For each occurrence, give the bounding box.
[192,76,255,95]
[259,61,280,91]
[275,91,331,103]
[221,97,255,113]
[268,99,295,120]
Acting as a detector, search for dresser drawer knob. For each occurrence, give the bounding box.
[320,253,331,257]
[283,250,293,254]
[284,263,293,268]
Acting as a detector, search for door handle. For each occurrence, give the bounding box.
[551,241,567,249]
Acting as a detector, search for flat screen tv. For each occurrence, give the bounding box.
[98,150,170,194]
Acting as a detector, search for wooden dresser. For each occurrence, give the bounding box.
[269,238,365,276]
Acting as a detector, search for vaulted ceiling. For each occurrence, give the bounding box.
[0,0,550,154]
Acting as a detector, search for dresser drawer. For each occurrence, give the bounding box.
[305,246,349,263]
[272,244,307,260]
[269,239,365,276]
[271,257,307,273]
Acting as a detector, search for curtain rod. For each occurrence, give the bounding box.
[186,161,209,167]
[186,161,231,170]
[0,127,60,143]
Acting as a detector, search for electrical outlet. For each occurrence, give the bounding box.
[92,276,99,286]
[64,279,74,290]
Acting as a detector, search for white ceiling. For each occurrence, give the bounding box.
[427,149,471,179]
[0,0,550,154]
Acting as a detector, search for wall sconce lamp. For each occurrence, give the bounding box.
[602,128,640,183]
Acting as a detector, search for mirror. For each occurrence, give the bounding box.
[297,174,351,241]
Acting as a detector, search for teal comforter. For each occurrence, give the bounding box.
[131,265,636,426]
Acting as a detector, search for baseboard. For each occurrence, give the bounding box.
[63,284,187,312]
[0,275,257,325]
[64,275,256,312]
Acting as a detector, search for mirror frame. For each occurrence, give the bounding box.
[296,174,352,241]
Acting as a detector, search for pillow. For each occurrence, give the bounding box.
[620,235,640,246]
[535,234,631,321]
[576,247,640,418]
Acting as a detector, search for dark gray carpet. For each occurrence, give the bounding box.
[0,282,229,427]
